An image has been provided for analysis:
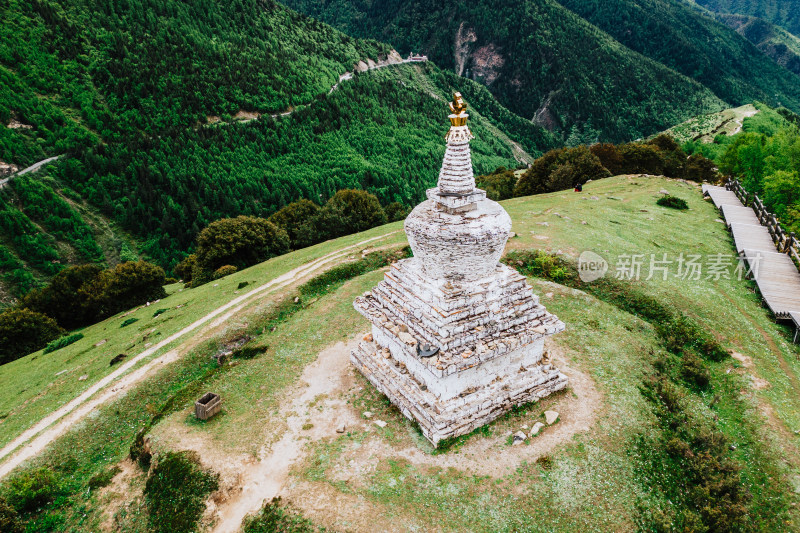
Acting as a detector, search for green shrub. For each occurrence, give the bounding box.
[237,281,249,290]
[590,143,626,175]
[684,153,719,182]
[173,253,197,282]
[21,261,166,329]
[0,308,64,364]
[502,250,576,285]
[87,465,121,491]
[213,265,238,279]
[476,167,517,200]
[152,308,168,318]
[120,317,138,328]
[268,199,320,248]
[515,146,610,197]
[43,333,84,354]
[242,497,319,533]
[21,264,103,329]
[3,467,63,514]
[81,261,167,318]
[656,195,689,210]
[312,189,388,242]
[0,496,23,533]
[680,353,711,389]
[194,216,289,282]
[144,451,219,533]
[384,202,410,222]
[618,143,665,175]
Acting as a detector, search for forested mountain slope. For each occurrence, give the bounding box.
[692,0,800,37]
[0,173,137,304]
[285,0,727,143]
[556,0,800,103]
[0,0,555,298]
[717,13,800,75]
[285,0,800,142]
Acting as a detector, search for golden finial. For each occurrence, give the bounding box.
[448,92,469,127]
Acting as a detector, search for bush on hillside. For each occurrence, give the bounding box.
[618,143,665,175]
[43,333,84,354]
[144,451,219,533]
[3,467,64,514]
[384,202,411,222]
[22,264,103,329]
[684,153,720,182]
[194,216,289,283]
[0,497,22,533]
[173,253,197,282]
[20,261,167,330]
[657,195,689,210]
[313,189,387,241]
[476,167,517,201]
[81,261,167,318]
[589,143,626,175]
[647,134,687,177]
[514,146,609,197]
[0,308,64,364]
[242,497,318,533]
[213,265,238,279]
[268,199,321,249]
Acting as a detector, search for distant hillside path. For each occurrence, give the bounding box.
[0,155,61,187]
[0,232,397,480]
[218,53,427,125]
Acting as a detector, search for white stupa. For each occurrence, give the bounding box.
[352,93,567,445]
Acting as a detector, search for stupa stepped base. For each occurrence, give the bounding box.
[352,340,568,446]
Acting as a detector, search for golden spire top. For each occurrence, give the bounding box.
[448,92,469,127]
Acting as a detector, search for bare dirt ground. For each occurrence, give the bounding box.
[0,233,396,480]
[207,337,600,531]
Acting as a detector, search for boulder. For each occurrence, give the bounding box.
[512,431,526,445]
[530,422,545,436]
[544,410,559,425]
[374,420,387,428]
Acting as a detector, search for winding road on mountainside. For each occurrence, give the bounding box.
[0,155,61,187]
[0,232,397,480]
[227,54,428,124]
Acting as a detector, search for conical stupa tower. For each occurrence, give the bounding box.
[352,93,567,446]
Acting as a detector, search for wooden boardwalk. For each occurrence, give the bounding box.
[704,184,800,324]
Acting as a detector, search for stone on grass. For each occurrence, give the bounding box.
[512,431,526,445]
[530,422,545,436]
[336,424,346,434]
[79,375,88,381]
[374,420,387,428]
[544,410,559,425]
[363,411,373,419]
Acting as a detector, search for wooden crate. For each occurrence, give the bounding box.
[195,392,222,420]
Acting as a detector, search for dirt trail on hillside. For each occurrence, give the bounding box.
[0,233,396,480]
[210,339,599,531]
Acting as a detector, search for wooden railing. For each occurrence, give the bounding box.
[727,179,800,268]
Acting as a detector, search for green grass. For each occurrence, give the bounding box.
[3,176,800,530]
[0,225,406,450]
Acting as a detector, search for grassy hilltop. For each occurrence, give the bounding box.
[2,175,800,530]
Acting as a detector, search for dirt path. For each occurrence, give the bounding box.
[211,338,599,531]
[0,233,396,480]
[212,338,360,531]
